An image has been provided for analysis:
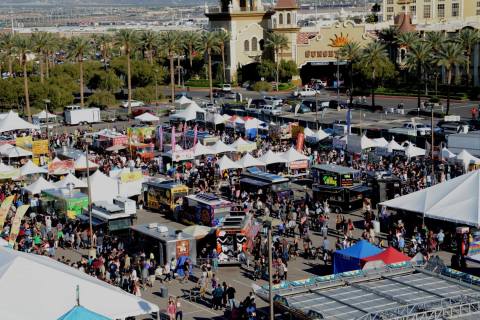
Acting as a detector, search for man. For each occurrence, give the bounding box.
[212,284,224,310]
[226,284,236,310]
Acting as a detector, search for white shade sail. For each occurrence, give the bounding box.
[405,144,426,158]
[0,111,38,133]
[237,153,265,168]
[20,160,48,176]
[217,155,242,171]
[1,145,33,158]
[24,176,55,194]
[55,173,88,189]
[387,139,404,153]
[134,112,159,122]
[258,150,287,165]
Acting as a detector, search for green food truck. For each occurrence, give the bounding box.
[41,188,89,219]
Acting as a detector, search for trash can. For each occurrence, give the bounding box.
[160,286,168,298]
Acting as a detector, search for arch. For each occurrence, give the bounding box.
[252,37,258,51]
[287,13,291,24]
[279,13,284,25]
[244,39,250,51]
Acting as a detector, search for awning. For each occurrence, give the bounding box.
[240,178,269,187]
[350,185,371,193]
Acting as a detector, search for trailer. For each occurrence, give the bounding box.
[64,105,101,125]
[448,132,480,157]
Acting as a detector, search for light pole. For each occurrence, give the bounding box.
[431,104,435,185]
[43,99,51,143]
[336,57,340,101]
[315,91,319,130]
[267,224,274,320]
[84,137,95,258]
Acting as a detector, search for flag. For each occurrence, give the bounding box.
[0,195,14,230]
[183,122,188,149]
[172,126,176,152]
[8,205,29,247]
[346,108,351,134]
[159,126,163,151]
[193,125,198,147]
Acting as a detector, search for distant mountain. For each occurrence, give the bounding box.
[0,0,214,5]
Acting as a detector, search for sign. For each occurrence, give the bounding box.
[322,174,338,186]
[15,136,32,149]
[176,240,190,257]
[196,112,205,122]
[127,126,155,143]
[119,171,143,183]
[32,140,49,155]
[48,160,74,174]
[0,195,14,229]
[289,160,309,170]
[171,150,194,162]
[340,174,353,187]
[329,33,349,47]
[8,205,29,246]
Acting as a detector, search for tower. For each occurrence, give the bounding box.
[271,0,300,63]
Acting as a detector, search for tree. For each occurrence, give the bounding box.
[395,32,419,49]
[31,32,52,84]
[199,32,221,102]
[95,34,112,70]
[140,30,158,65]
[338,41,361,108]
[359,42,394,108]
[425,31,447,94]
[265,32,289,91]
[88,90,116,109]
[457,28,480,88]
[257,59,276,81]
[67,36,90,107]
[378,26,399,61]
[115,29,138,115]
[0,33,16,77]
[88,70,123,93]
[183,31,201,69]
[436,42,466,115]
[215,29,230,83]
[279,60,298,82]
[159,31,179,102]
[14,35,32,121]
[405,41,432,111]
[133,86,161,103]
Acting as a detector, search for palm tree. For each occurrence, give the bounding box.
[175,32,184,87]
[426,31,447,94]
[183,31,201,69]
[96,34,112,70]
[14,35,32,121]
[359,42,391,108]
[266,32,289,91]
[0,33,16,78]
[436,42,466,115]
[159,31,179,102]
[338,41,361,108]
[405,41,432,110]
[199,32,221,102]
[31,32,51,84]
[68,36,91,108]
[140,30,158,65]
[43,33,57,79]
[395,32,419,49]
[378,26,399,61]
[457,28,480,88]
[215,30,230,83]
[115,29,138,115]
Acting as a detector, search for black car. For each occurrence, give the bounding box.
[251,99,267,108]
[290,104,312,114]
[328,100,347,109]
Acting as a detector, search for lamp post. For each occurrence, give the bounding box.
[43,98,51,144]
[431,103,435,185]
[267,223,274,320]
[84,136,95,258]
[315,91,319,130]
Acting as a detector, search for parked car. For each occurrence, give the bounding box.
[261,105,282,115]
[290,104,312,114]
[222,84,232,92]
[120,100,144,108]
[263,96,283,106]
[292,87,320,98]
[436,120,470,134]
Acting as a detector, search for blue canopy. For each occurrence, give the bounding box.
[58,306,111,320]
[333,240,382,274]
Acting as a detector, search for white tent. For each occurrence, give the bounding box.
[258,150,287,165]
[174,95,193,107]
[134,112,159,122]
[441,147,456,160]
[86,171,117,203]
[230,137,257,152]
[304,127,330,142]
[237,153,265,168]
[0,162,20,179]
[281,147,308,163]
[303,127,316,138]
[314,129,330,141]
[387,139,404,153]
[20,160,48,176]
[0,111,38,133]
[33,110,57,120]
[217,155,242,171]
[55,173,88,189]
[380,170,480,227]
[191,142,214,157]
[0,246,159,320]
[346,135,376,153]
[1,145,32,158]
[206,113,226,125]
[456,149,480,170]
[211,140,236,154]
[169,102,206,122]
[24,176,55,194]
[405,144,426,158]
[0,144,13,154]
[244,118,265,130]
[372,138,388,148]
[0,162,15,172]
[74,155,99,170]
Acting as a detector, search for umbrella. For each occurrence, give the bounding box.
[58,305,111,320]
[182,225,212,239]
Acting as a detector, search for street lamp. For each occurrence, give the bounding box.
[83,136,95,258]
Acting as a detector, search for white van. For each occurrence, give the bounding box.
[261,105,282,115]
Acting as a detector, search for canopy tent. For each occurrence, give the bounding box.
[243,118,265,130]
[441,147,457,160]
[74,155,99,171]
[372,138,388,148]
[281,147,308,163]
[33,110,58,120]
[230,137,257,152]
[237,153,265,168]
[387,139,404,153]
[0,162,20,179]
[456,149,480,170]
[405,144,426,158]
[182,225,211,239]
[169,102,206,122]
[20,160,48,176]
[225,115,245,128]
[258,150,287,165]
[333,240,382,274]
[58,306,111,320]
[134,112,159,123]
[0,246,158,320]
[191,142,214,157]
[85,171,117,203]
[217,155,242,171]
[0,110,38,133]
[210,140,236,154]
[55,173,88,189]
[304,127,330,142]
[23,176,56,194]
[303,127,315,138]
[380,170,480,227]
[206,113,226,125]
[0,145,32,158]
[174,95,193,107]
[360,247,410,265]
[346,135,376,153]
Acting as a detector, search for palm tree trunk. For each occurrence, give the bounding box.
[189,45,193,68]
[446,69,452,115]
[23,61,31,121]
[169,54,175,102]
[8,57,12,78]
[349,61,354,108]
[208,51,213,103]
[80,58,84,107]
[276,49,279,92]
[177,56,181,87]
[149,47,153,65]
[371,70,376,108]
[221,46,226,83]
[467,52,471,88]
[45,53,49,78]
[417,63,421,111]
[127,52,132,115]
[39,57,44,84]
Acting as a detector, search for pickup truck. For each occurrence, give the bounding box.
[292,87,320,98]
[388,122,431,137]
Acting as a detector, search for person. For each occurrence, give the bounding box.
[170,258,177,280]
[437,229,445,251]
[163,262,171,282]
[175,297,183,320]
[226,284,236,309]
[222,282,228,308]
[167,297,176,320]
[212,284,224,310]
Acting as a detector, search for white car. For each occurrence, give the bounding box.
[121,100,144,108]
[263,96,283,106]
[261,105,282,115]
[222,84,232,92]
[292,87,319,98]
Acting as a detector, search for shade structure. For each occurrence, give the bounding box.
[85,171,117,203]
[20,160,48,176]
[191,142,214,157]
[206,113,226,125]
[441,147,456,160]
[134,112,159,122]
[169,102,206,122]
[333,240,382,274]
[237,153,265,168]
[281,147,308,163]
[258,150,287,165]
[230,137,257,152]
[0,110,38,133]
[304,128,330,142]
[34,110,57,120]
[24,176,55,194]
[174,95,193,107]
[372,137,388,148]
[346,135,376,153]
[217,155,242,171]
[0,162,20,179]
[105,145,126,152]
[182,225,211,239]
[244,118,265,130]
[361,247,410,265]
[303,127,315,137]
[405,144,426,158]
[380,170,480,227]
[456,149,480,170]
[387,139,404,153]
[55,173,88,189]
[58,305,111,320]
[74,155,99,170]
[1,145,32,158]
[0,246,158,320]
[211,140,236,154]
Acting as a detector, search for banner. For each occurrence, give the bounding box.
[8,205,29,246]
[127,126,155,143]
[32,140,49,155]
[0,195,15,230]
[193,125,198,147]
[16,136,33,150]
[0,169,20,180]
[172,126,176,152]
[48,160,74,174]
[171,150,194,162]
[296,133,305,152]
[119,171,143,183]
[289,160,309,170]
[159,126,163,151]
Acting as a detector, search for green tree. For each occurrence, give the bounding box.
[338,41,361,108]
[115,29,138,115]
[215,29,230,83]
[378,26,399,61]
[133,86,162,103]
[67,36,91,107]
[158,31,179,102]
[279,60,298,82]
[95,34,112,70]
[88,90,116,109]
[199,32,221,102]
[0,33,16,77]
[257,59,276,81]
[183,31,201,69]
[47,84,74,111]
[265,32,289,91]
[395,32,419,50]
[457,28,480,88]
[14,35,32,121]
[140,30,158,65]
[405,41,432,110]
[31,32,51,84]
[88,70,123,93]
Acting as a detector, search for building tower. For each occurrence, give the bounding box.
[271,0,300,63]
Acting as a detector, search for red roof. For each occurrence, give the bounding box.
[394,12,416,33]
[275,0,298,9]
[361,247,410,265]
[297,32,318,44]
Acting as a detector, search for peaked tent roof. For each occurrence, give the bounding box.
[169,102,205,122]
[372,137,388,148]
[0,111,38,133]
[230,137,257,152]
[380,170,480,227]
[23,177,56,194]
[74,155,99,170]
[281,147,308,163]
[174,95,193,106]
[405,144,425,158]
[387,139,404,153]
[335,240,382,259]
[361,247,410,264]
[58,305,111,320]
[86,171,117,203]
[456,149,480,169]
[191,142,214,157]
[34,110,57,119]
[134,112,159,122]
[1,145,33,158]
[303,127,315,137]
[55,173,88,189]
[237,153,265,168]
[20,160,48,176]
[217,155,242,171]
[211,140,236,154]
[259,150,287,165]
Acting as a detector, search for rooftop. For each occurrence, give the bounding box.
[312,163,359,175]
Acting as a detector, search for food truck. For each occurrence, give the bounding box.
[92,130,128,150]
[185,130,219,146]
[311,164,370,212]
[79,201,135,234]
[127,142,154,161]
[41,188,89,218]
[182,193,233,227]
[143,180,189,215]
[240,168,291,201]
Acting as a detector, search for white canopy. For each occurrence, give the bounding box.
[1,145,32,158]
[217,155,242,171]
[206,113,226,125]
[33,110,57,119]
[346,135,376,153]
[230,137,257,152]
[174,95,193,107]
[169,102,206,122]
[258,150,287,165]
[244,118,265,130]
[211,140,236,154]
[55,173,88,189]
[281,147,308,163]
[0,111,38,133]
[441,147,457,160]
[0,162,15,172]
[0,246,158,320]
[20,160,48,176]
[86,171,117,203]
[74,155,99,170]
[134,112,159,122]
[387,139,404,153]
[225,115,245,128]
[24,176,55,194]
[372,138,388,148]
[405,144,426,158]
[191,142,214,157]
[303,127,315,137]
[380,170,480,227]
[456,149,480,170]
[237,153,265,168]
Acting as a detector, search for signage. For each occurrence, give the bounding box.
[127,126,155,143]
[329,33,349,47]
[290,160,308,170]
[16,136,32,149]
[48,160,74,174]
[322,174,338,187]
[340,174,353,187]
[196,112,205,122]
[176,240,190,257]
[32,140,49,155]
[0,195,14,229]
[119,171,143,183]
[171,150,194,162]
[305,50,337,58]
[9,205,30,246]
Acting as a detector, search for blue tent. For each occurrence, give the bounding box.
[58,306,111,320]
[333,240,382,274]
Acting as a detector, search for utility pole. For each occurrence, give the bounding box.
[315,91,319,130]
[268,226,274,320]
[431,105,435,185]
[85,138,95,259]
[336,57,340,101]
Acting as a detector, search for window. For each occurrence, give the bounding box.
[387,15,393,20]
[410,5,416,16]
[437,4,445,18]
[387,7,394,13]
[387,0,393,4]
[423,5,431,18]
[251,37,258,51]
[452,3,459,17]
[244,39,249,51]
[287,12,291,24]
[279,13,283,24]
[477,1,480,15]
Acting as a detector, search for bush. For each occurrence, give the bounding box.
[278,82,295,91]
[88,90,116,109]
[185,79,220,88]
[252,81,272,92]
[133,86,162,103]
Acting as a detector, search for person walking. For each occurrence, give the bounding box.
[167,297,176,320]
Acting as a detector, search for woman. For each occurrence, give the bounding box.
[167,297,176,320]
[175,297,183,320]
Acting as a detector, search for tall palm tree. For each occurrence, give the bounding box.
[43,33,57,79]
[426,31,447,94]
[457,28,480,88]
[115,29,138,115]
[159,31,179,102]
[215,30,230,83]
[266,32,289,91]
[359,42,391,108]
[175,32,184,87]
[395,32,419,49]
[183,31,201,69]
[406,41,432,110]
[31,32,51,84]
[436,42,466,115]
[199,32,221,102]
[0,33,16,78]
[14,35,32,121]
[96,34,112,70]
[378,26,399,61]
[140,30,158,65]
[68,36,91,108]
[338,41,361,108]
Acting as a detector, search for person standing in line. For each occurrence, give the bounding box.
[175,297,183,320]
[167,297,176,320]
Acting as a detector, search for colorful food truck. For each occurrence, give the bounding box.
[127,142,155,161]
[182,193,232,227]
[93,130,128,150]
[41,188,89,219]
[143,180,189,215]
